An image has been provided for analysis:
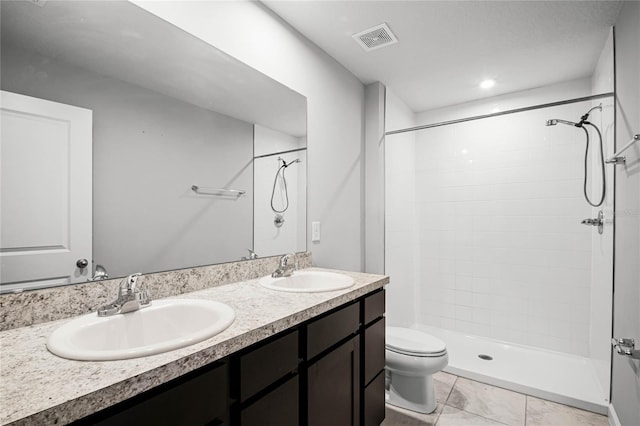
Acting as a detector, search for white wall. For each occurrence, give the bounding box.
[384,88,417,327]
[1,44,254,277]
[611,2,640,424]
[132,1,366,271]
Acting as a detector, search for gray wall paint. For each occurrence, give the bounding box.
[612,1,640,424]
[1,45,253,277]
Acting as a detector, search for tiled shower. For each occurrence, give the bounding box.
[385,82,615,411]
[406,101,611,353]
[384,27,615,410]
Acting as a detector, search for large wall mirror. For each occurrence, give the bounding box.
[0,1,307,291]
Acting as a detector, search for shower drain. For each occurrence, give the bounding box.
[478,354,493,360]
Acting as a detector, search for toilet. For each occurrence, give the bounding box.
[385,327,448,414]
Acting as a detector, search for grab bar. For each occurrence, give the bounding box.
[191,185,246,197]
[606,134,639,165]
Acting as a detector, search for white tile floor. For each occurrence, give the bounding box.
[381,372,609,426]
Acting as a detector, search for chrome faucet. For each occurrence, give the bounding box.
[242,249,259,260]
[97,273,151,317]
[271,253,296,278]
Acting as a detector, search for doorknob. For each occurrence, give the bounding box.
[76,258,89,268]
[611,338,640,359]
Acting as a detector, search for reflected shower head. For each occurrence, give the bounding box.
[546,118,579,127]
[279,157,301,168]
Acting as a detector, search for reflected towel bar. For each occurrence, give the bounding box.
[191,185,246,197]
[606,134,639,165]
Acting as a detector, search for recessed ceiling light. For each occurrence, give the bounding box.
[480,79,496,89]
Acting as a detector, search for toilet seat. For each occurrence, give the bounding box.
[386,327,447,357]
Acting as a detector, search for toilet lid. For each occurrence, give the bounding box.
[386,327,446,356]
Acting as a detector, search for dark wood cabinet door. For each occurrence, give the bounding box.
[241,375,299,426]
[364,371,385,426]
[82,362,228,426]
[308,337,360,426]
[239,330,299,402]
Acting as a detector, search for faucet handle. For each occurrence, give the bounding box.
[119,273,142,294]
[280,253,294,266]
[136,288,152,306]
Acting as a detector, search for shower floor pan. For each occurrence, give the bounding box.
[417,325,609,414]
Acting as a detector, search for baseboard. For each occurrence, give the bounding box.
[608,403,621,426]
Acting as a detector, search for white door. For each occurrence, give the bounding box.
[0,91,92,291]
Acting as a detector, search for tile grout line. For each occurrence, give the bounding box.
[444,375,527,426]
[435,374,458,425]
[392,373,607,426]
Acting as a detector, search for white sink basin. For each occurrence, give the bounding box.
[46,299,235,361]
[260,270,355,293]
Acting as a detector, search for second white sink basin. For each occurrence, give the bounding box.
[260,270,355,293]
[46,299,235,361]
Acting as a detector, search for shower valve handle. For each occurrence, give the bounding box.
[581,211,605,235]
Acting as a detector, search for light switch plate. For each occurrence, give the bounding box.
[312,221,321,242]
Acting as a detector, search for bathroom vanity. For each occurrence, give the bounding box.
[76,288,385,426]
[0,267,387,425]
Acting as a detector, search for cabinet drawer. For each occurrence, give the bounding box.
[364,317,386,386]
[364,289,385,325]
[240,330,299,402]
[241,375,299,426]
[307,302,359,359]
[364,371,385,426]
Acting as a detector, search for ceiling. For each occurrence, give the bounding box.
[262,0,622,113]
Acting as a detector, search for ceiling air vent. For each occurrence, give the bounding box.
[352,23,398,52]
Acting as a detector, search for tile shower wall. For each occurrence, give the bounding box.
[402,101,599,356]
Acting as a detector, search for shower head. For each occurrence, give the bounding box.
[279,157,301,168]
[546,119,579,127]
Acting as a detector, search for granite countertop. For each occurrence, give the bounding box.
[0,268,388,425]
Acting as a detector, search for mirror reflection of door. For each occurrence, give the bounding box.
[0,91,92,292]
